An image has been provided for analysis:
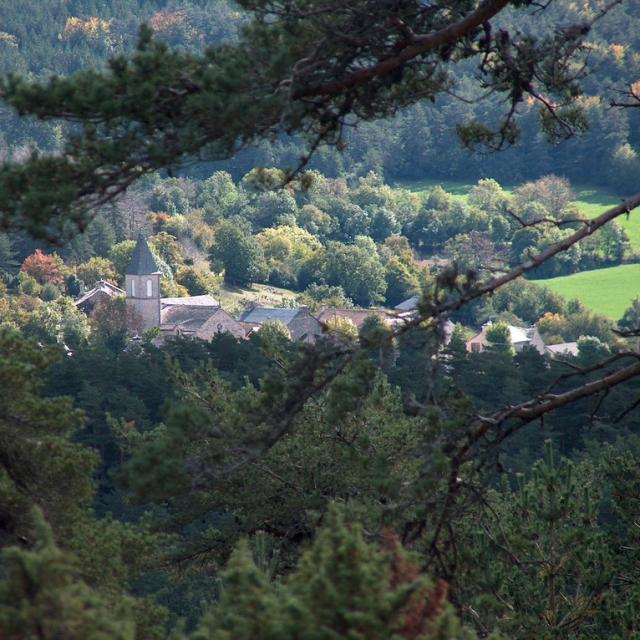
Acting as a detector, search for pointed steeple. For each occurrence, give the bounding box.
[126,232,160,275]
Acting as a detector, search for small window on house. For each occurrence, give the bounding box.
[131,279,136,297]
[147,279,153,297]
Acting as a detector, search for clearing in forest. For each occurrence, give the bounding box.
[540,263,640,320]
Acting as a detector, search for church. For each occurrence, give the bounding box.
[125,233,248,339]
[78,233,248,340]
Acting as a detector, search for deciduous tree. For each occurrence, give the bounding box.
[21,249,63,285]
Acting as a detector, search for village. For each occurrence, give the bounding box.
[75,233,579,358]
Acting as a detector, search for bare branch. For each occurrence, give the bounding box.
[421,191,640,324]
[421,354,640,560]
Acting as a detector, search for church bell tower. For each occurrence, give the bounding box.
[125,232,161,331]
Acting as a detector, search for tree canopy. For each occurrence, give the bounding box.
[0,0,625,240]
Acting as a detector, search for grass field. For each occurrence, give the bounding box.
[401,177,640,318]
[216,282,298,315]
[540,264,640,320]
[570,187,640,247]
[398,177,478,201]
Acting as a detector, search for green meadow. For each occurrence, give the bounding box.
[402,178,640,318]
[216,282,298,315]
[536,264,640,320]
[399,177,477,201]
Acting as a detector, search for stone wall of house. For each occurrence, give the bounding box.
[196,308,247,341]
[78,290,114,315]
[465,330,486,352]
[527,328,546,355]
[289,309,322,342]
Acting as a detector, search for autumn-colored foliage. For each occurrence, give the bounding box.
[383,531,449,638]
[61,16,112,40]
[148,212,171,233]
[149,9,188,34]
[21,250,63,286]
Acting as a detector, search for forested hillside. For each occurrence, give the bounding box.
[3,1,640,639]
[1,0,640,190]
[0,1,241,155]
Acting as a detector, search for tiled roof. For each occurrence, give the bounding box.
[394,296,419,311]
[160,305,218,327]
[508,326,530,344]
[126,232,160,275]
[239,307,300,325]
[161,294,219,307]
[75,280,125,306]
[545,342,578,357]
[317,308,389,329]
[159,295,221,331]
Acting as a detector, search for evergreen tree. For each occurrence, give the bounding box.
[0,327,92,545]
[0,328,166,639]
[0,508,136,640]
[190,505,480,640]
[460,445,614,638]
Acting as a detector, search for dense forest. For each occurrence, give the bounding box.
[3,1,640,639]
[1,0,640,190]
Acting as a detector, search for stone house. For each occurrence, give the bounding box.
[161,304,248,341]
[196,308,250,341]
[75,280,125,315]
[239,306,322,342]
[466,322,546,355]
[159,294,221,336]
[316,307,391,331]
